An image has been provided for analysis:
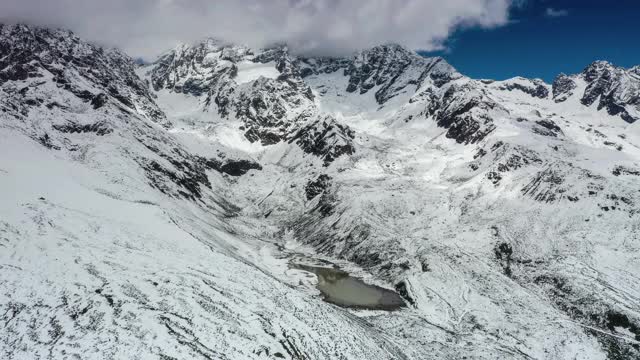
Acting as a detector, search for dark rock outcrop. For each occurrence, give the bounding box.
[433,84,498,144]
[579,61,639,123]
[290,117,355,166]
[304,174,332,200]
[343,45,460,104]
[533,119,563,137]
[552,74,577,103]
[200,157,262,176]
[52,121,113,136]
[612,166,640,177]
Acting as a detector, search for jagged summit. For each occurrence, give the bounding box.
[578,60,640,122]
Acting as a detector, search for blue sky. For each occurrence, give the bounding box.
[421,0,640,82]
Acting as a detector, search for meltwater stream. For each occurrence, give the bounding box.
[293,264,406,311]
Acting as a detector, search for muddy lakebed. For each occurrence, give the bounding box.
[290,263,406,311]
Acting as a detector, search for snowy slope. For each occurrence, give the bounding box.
[2,24,640,360]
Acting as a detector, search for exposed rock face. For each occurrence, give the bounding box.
[147,41,355,164]
[302,44,462,105]
[552,73,577,102]
[304,174,332,200]
[52,121,113,136]
[345,44,413,96]
[234,76,315,145]
[533,119,563,137]
[311,55,495,145]
[150,39,249,96]
[580,61,639,123]
[612,165,640,177]
[216,159,262,176]
[341,44,461,104]
[301,46,496,144]
[581,61,619,107]
[0,24,167,127]
[551,62,640,123]
[200,157,262,176]
[433,84,500,144]
[289,117,355,166]
[0,24,211,205]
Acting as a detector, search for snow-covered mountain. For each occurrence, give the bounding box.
[1,24,639,359]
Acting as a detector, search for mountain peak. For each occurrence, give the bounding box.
[582,60,618,77]
[355,43,422,61]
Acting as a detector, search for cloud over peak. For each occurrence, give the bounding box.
[0,0,519,58]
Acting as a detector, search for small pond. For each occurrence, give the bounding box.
[292,264,406,311]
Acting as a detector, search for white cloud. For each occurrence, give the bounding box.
[545,7,569,18]
[0,0,519,58]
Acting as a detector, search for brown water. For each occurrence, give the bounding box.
[293,264,406,311]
